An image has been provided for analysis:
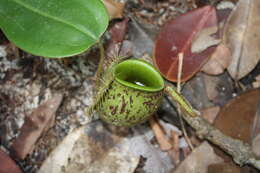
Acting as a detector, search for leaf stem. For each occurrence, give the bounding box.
[95,41,105,89]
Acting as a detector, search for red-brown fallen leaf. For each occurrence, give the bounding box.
[11,94,63,160]
[154,6,218,82]
[0,150,22,173]
[201,44,231,75]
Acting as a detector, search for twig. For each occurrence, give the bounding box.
[149,116,172,151]
[176,53,194,151]
[165,85,260,170]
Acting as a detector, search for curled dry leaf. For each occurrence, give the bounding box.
[154,6,218,82]
[10,94,63,160]
[0,150,22,173]
[102,0,125,20]
[223,0,260,80]
[201,44,231,75]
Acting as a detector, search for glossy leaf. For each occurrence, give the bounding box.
[0,0,109,58]
[154,6,218,82]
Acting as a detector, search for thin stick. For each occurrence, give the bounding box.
[176,53,194,151]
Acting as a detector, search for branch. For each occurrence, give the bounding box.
[165,85,260,170]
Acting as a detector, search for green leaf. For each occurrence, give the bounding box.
[0,0,109,58]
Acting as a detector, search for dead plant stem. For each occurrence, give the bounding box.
[177,53,194,151]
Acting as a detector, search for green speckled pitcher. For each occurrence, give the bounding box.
[97,59,165,126]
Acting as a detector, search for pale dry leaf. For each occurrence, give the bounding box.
[191,26,221,53]
[201,44,231,75]
[223,0,260,80]
[102,0,125,20]
[10,94,63,160]
[39,122,140,173]
[0,45,7,57]
[252,75,260,88]
[216,1,235,10]
[173,142,223,173]
[38,127,83,173]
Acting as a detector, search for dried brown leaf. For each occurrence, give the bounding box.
[102,0,125,20]
[201,106,220,124]
[11,94,63,159]
[223,0,260,79]
[201,44,231,75]
[214,88,260,143]
[208,162,241,173]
